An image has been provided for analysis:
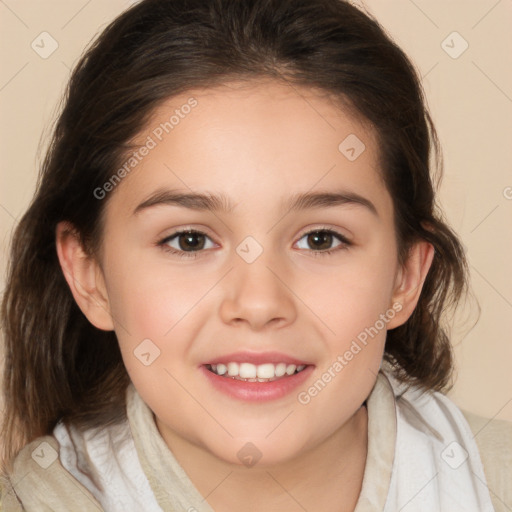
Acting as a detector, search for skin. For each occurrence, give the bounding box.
[56,79,434,512]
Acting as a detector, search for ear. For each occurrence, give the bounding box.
[386,240,435,330]
[55,221,114,331]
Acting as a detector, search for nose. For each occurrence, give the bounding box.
[219,254,297,331]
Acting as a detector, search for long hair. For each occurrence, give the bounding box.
[1,0,468,472]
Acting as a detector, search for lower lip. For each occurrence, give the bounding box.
[200,365,315,402]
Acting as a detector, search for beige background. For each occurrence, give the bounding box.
[1,0,511,422]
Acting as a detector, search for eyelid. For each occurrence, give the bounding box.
[295,225,352,244]
[293,227,352,254]
[158,225,217,244]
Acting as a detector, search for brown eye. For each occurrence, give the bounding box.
[177,232,206,251]
[160,229,215,256]
[295,229,351,254]
[307,231,334,250]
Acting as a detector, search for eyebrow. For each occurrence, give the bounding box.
[133,189,378,217]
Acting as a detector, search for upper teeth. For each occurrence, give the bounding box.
[209,362,306,380]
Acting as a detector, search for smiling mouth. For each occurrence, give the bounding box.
[205,362,308,382]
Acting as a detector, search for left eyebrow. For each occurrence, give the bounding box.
[132,188,378,217]
[283,190,378,217]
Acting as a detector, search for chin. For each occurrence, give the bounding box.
[199,430,309,468]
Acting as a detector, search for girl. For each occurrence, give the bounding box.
[1,0,510,510]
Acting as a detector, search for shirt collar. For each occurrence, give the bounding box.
[127,369,398,511]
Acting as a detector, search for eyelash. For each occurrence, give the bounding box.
[157,228,352,259]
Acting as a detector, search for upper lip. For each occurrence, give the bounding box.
[203,351,312,366]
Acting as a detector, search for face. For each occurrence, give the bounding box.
[90,80,404,466]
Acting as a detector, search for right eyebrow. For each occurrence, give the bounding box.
[133,189,237,216]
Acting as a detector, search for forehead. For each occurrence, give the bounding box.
[108,79,391,220]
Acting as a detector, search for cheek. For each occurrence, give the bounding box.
[294,263,394,440]
[304,247,397,338]
[105,255,206,336]
[296,244,397,405]
[104,254,222,381]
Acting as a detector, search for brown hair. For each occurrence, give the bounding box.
[1,0,468,471]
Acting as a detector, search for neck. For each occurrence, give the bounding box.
[158,404,368,512]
